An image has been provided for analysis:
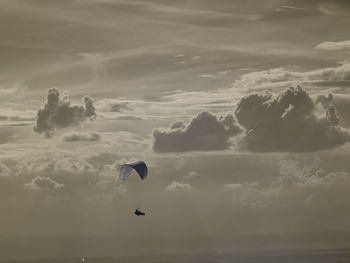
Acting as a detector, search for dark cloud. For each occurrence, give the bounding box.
[235,86,350,152]
[33,88,96,137]
[62,131,101,142]
[152,111,241,152]
[328,94,350,127]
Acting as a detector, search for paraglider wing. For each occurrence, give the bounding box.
[120,161,148,181]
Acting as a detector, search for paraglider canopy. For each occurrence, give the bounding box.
[120,161,148,181]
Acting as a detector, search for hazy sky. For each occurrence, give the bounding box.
[1,0,350,260]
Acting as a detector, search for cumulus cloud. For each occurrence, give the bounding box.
[25,176,64,190]
[235,86,350,152]
[152,111,241,152]
[166,181,192,191]
[316,40,350,50]
[233,62,350,90]
[62,131,101,142]
[33,88,96,137]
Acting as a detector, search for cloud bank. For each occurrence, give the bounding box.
[34,88,96,137]
[235,86,350,152]
[152,111,241,152]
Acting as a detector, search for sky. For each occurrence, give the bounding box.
[1,0,350,260]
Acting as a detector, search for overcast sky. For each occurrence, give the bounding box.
[1,0,350,260]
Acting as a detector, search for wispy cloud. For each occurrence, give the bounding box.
[280,5,307,11]
[62,131,101,142]
[316,40,350,50]
[232,62,350,91]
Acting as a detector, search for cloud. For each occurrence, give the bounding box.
[0,161,12,177]
[94,159,129,195]
[224,183,265,206]
[269,160,350,207]
[316,40,350,50]
[330,94,350,127]
[0,108,35,125]
[98,158,132,178]
[94,89,237,122]
[15,153,95,176]
[109,102,129,112]
[33,88,96,137]
[24,176,64,190]
[235,86,350,152]
[62,131,101,142]
[260,4,316,22]
[152,111,241,152]
[225,160,350,208]
[233,62,350,91]
[182,171,200,179]
[95,99,129,113]
[275,160,350,188]
[166,181,192,191]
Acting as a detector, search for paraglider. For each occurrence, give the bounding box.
[134,209,145,216]
[120,161,148,216]
[120,161,148,181]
